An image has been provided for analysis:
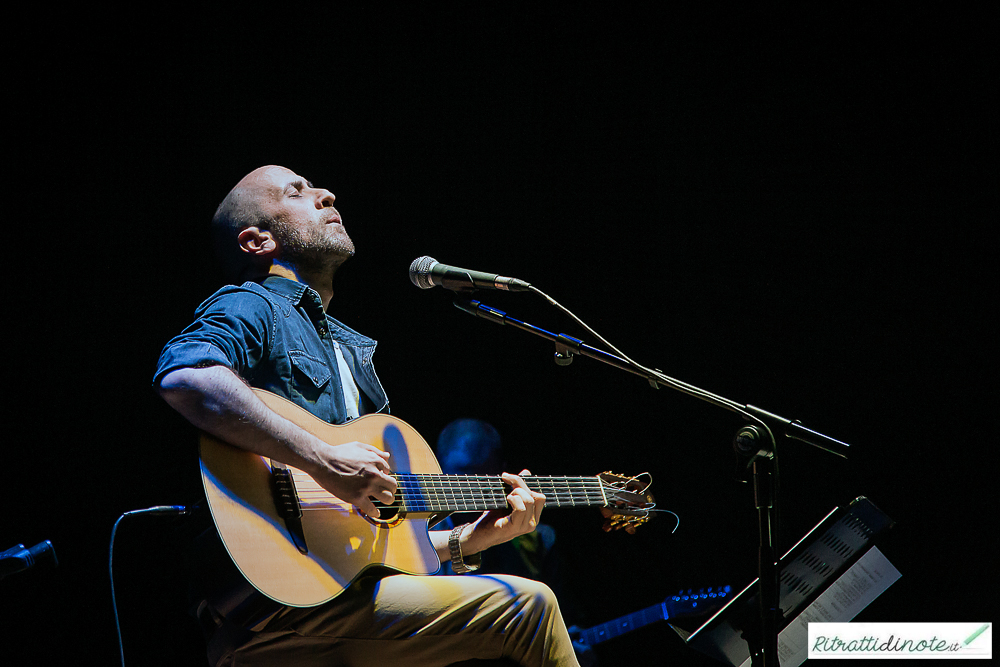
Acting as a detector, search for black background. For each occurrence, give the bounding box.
[4,4,994,665]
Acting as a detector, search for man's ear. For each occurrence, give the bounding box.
[237,226,277,258]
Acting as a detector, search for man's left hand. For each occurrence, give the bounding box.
[466,469,546,553]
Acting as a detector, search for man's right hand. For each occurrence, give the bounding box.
[313,441,397,518]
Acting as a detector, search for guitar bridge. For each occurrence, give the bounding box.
[270,464,309,555]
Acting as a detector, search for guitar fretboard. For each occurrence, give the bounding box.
[580,601,667,646]
[289,470,609,512]
[381,474,608,512]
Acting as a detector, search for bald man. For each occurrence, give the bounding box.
[155,166,580,667]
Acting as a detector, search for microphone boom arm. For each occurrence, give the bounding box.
[452,297,850,459]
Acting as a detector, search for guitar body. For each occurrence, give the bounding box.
[200,390,444,607]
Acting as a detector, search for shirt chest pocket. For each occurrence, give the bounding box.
[288,350,333,393]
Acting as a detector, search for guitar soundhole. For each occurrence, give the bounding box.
[367,499,404,527]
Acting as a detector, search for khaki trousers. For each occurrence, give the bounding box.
[208,571,581,667]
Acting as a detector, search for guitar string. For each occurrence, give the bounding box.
[289,473,609,488]
[289,474,632,491]
[293,491,609,504]
[287,471,647,512]
[291,475,608,498]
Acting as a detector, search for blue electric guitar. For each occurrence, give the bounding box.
[576,586,732,646]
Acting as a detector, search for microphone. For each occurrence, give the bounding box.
[409,256,532,292]
[0,540,58,580]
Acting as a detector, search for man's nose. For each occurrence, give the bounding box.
[316,189,336,207]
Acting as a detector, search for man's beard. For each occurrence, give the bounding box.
[271,219,355,274]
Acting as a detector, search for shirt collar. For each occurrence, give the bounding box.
[256,275,376,347]
[259,275,322,308]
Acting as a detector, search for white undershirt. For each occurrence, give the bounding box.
[333,341,361,420]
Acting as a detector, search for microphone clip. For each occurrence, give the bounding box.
[453,298,507,325]
[553,333,583,366]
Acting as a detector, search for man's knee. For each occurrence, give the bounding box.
[486,575,559,613]
[521,579,559,610]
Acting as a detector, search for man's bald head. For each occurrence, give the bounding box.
[211,167,281,281]
[211,166,351,284]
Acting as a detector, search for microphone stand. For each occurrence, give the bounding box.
[453,296,851,667]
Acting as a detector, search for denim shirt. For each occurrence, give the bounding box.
[154,276,388,425]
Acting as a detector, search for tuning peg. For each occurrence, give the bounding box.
[601,513,651,534]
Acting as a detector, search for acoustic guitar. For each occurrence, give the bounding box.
[200,389,655,607]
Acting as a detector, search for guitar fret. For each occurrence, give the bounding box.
[447,475,460,511]
[434,474,449,512]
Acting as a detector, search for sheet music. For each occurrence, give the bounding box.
[739,546,901,667]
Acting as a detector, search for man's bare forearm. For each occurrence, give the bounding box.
[158,366,546,537]
[157,365,326,472]
[157,365,397,516]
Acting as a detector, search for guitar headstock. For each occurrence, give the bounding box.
[666,585,733,618]
[597,471,655,534]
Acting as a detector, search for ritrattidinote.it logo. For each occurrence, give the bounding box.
[808,622,991,659]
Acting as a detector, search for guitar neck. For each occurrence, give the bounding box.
[579,600,668,646]
[376,474,608,513]
[577,587,731,647]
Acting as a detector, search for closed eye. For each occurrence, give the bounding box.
[285,179,314,198]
